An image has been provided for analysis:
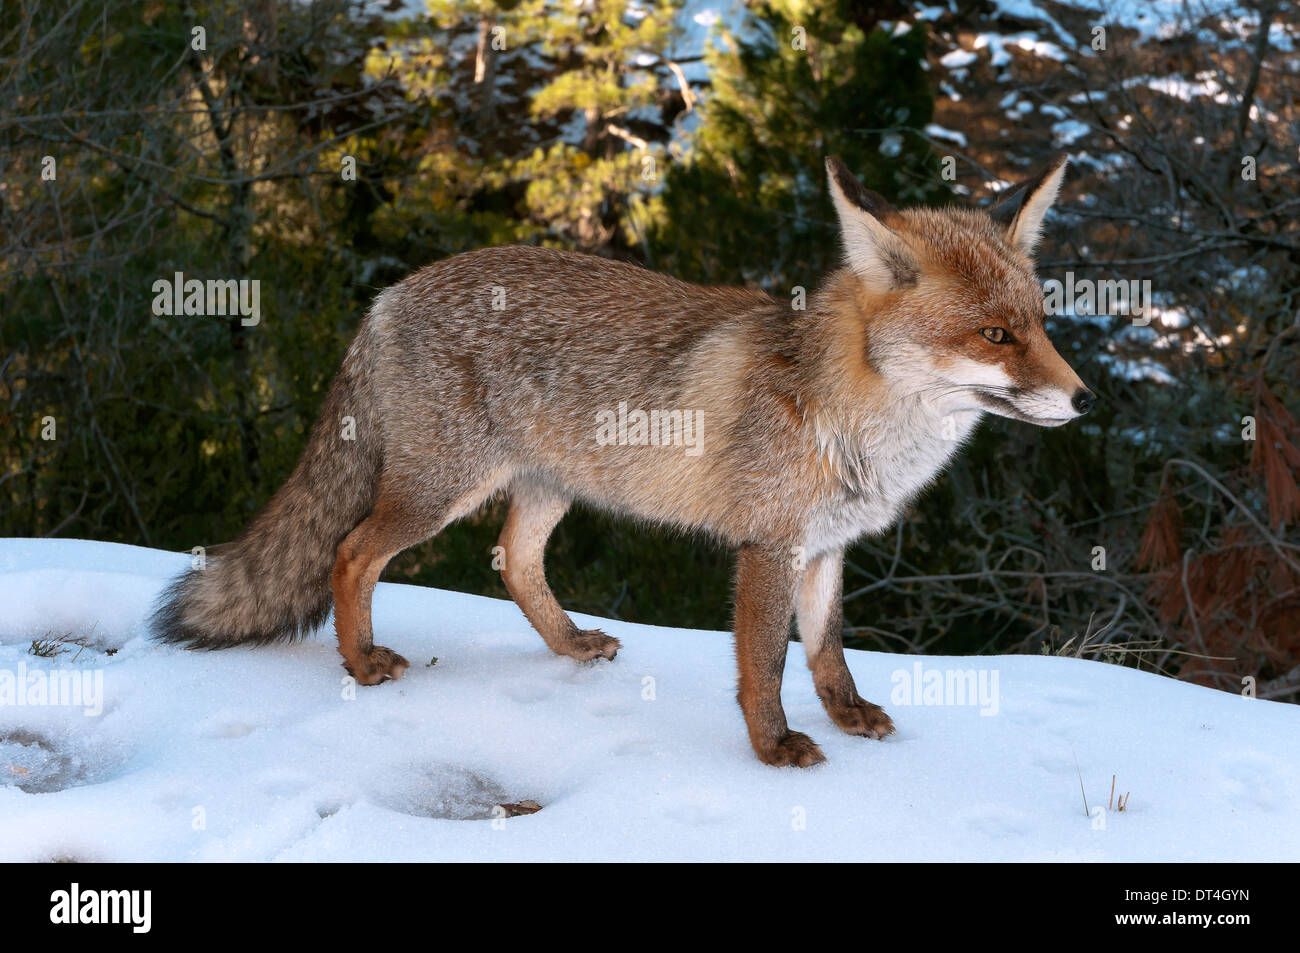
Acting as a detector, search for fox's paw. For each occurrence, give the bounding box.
[756,730,827,768]
[343,645,410,686]
[564,629,621,662]
[826,698,895,740]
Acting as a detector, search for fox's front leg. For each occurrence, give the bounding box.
[734,543,825,767]
[796,549,895,740]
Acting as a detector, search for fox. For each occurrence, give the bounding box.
[151,154,1093,767]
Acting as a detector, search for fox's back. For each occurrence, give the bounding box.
[377,245,772,370]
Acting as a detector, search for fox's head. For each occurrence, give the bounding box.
[825,154,1094,427]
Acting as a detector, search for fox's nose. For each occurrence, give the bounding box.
[1071,389,1095,415]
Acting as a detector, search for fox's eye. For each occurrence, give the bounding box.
[980,327,1010,344]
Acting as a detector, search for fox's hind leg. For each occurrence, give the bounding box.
[498,483,620,661]
[334,470,507,684]
[796,549,895,740]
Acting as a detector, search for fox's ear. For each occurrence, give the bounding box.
[825,156,918,292]
[989,154,1069,255]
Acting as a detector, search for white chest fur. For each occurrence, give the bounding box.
[803,404,981,556]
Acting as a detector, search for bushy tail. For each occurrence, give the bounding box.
[151,351,381,649]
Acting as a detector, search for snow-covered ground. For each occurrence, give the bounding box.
[1,538,1297,861]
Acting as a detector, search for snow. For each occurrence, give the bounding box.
[1052,118,1090,146]
[1096,354,1178,385]
[924,123,968,147]
[1137,73,1232,105]
[2,538,1298,861]
[976,0,1297,60]
[940,49,978,70]
[988,0,1078,49]
[974,32,1015,69]
[674,0,757,81]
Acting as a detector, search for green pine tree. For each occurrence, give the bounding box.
[649,0,941,288]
